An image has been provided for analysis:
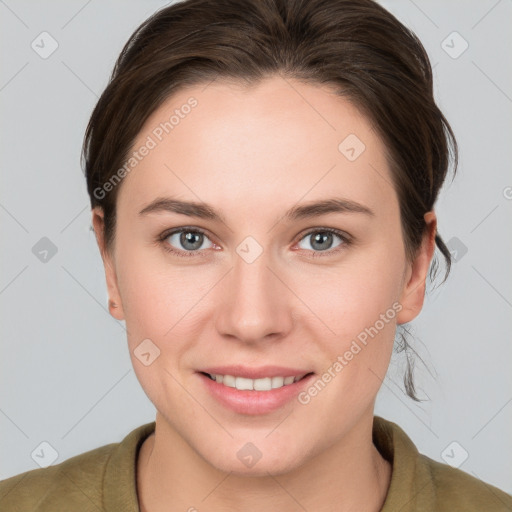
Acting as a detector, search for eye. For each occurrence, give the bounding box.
[296,228,350,257]
[158,226,351,259]
[159,227,216,257]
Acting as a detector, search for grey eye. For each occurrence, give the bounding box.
[298,231,344,252]
[166,230,214,251]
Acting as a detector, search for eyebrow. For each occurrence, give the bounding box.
[138,196,375,222]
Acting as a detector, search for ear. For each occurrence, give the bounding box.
[91,207,125,321]
[396,211,437,324]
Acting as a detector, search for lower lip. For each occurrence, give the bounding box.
[198,372,315,415]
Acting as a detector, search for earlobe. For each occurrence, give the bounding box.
[396,211,437,325]
[91,208,125,321]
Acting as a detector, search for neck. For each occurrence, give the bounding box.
[137,412,392,512]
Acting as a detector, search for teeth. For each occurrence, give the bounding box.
[271,376,284,388]
[208,373,307,391]
[236,377,253,390]
[222,374,235,387]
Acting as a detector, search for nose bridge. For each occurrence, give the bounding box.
[215,243,292,342]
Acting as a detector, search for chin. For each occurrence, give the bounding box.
[203,439,306,477]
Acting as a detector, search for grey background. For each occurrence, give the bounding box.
[1,0,511,495]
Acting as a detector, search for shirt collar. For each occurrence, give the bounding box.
[103,421,156,511]
[373,415,435,510]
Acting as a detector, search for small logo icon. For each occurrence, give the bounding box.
[236,236,263,264]
[32,237,58,263]
[31,32,59,59]
[31,441,59,468]
[446,236,468,263]
[338,134,366,161]
[441,441,469,468]
[134,338,161,366]
[237,442,262,468]
[441,32,469,59]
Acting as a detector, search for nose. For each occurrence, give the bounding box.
[214,247,294,345]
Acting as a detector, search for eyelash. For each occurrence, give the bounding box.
[157,226,352,259]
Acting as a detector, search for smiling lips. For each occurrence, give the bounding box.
[203,373,309,391]
[197,365,314,392]
[198,366,316,415]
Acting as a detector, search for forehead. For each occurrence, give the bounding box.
[118,76,396,219]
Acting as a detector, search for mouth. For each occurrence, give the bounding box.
[196,368,316,415]
[199,371,314,391]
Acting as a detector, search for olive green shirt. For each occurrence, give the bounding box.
[1,416,511,511]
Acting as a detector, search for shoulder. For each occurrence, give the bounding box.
[0,421,155,511]
[420,453,512,511]
[373,416,512,511]
[0,441,116,511]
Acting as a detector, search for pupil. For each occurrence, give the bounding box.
[312,232,332,251]
[181,231,202,250]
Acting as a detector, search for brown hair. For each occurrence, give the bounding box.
[82,0,457,400]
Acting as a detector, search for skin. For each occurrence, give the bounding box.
[92,76,437,512]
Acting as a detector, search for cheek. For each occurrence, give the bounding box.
[292,266,400,429]
[115,251,211,408]
[294,246,405,339]
[288,240,404,405]
[115,245,220,358]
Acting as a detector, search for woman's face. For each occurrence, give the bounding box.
[94,76,435,475]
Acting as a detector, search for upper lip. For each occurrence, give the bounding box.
[197,365,313,379]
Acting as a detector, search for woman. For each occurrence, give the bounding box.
[1,0,511,510]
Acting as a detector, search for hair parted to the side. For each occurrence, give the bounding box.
[82,0,458,401]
